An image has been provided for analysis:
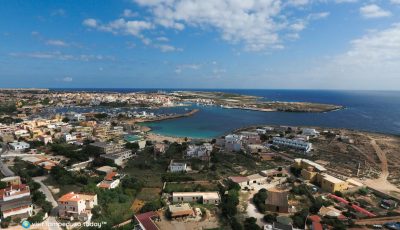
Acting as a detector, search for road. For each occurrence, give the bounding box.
[363,137,400,199]
[355,216,400,225]
[33,176,62,230]
[0,142,15,177]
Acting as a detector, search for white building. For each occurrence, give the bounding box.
[9,141,30,151]
[186,143,212,160]
[0,184,33,219]
[169,162,187,173]
[302,128,319,137]
[63,133,77,143]
[272,137,312,153]
[100,149,134,166]
[58,192,98,222]
[225,134,242,152]
[172,192,221,205]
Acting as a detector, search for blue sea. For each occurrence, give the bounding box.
[52,89,400,138]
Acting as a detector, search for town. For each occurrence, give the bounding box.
[0,90,400,230]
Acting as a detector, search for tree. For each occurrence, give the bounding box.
[0,181,7,189]
[263,213,277,223]
[292,209,309,228]
[253,188,268,213]
[243,217,261,230]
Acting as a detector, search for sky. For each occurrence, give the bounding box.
[0,0,400,90]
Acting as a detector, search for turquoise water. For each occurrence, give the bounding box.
[51,89,400,138]
[143,90,400,138]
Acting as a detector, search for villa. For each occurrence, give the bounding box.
[58,192,98,222]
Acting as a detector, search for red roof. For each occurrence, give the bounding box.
[308,215,323,230]
[328,194,376,217]
[229,176,248,183]
[104,171,117,181]
[135,211,159,230]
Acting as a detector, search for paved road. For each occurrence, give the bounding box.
[33,176,62,230]
[0,143,15,177]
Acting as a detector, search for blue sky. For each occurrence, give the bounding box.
[1,0,400,89]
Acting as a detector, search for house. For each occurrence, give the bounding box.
[63,133,77,143]
[96,166,117,174]
[172,192,220,204]
[168,203,194,218]
[246,144,269,155]
[246,173,267,185]
[259,153,276,161]
[97,172,120,190]
[154,143,167,154]
[302,128,319,137]
[134,211,160,230]
[38,135,53,145]
[9,141,30,151]
[169,161,187,173]
[264,222,293,230]
[265,189,289,213]
[228,176,249,188]
[100,149,134,166]
[186,143,212,161]
[272,137,312,153]
[0,184,33,219]
[225,134,242,152]
[90,142,123,154]
[317,174,348,193]
[240,131,261,145]
[58,192,98,221]
[1,176,21,187]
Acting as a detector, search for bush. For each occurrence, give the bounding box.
[243,217,261,230]
[253,189,268,213]
[263,213,277,223]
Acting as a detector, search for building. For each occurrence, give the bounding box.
[246,144,269,155]
[168,203,194,218]
[134,211,160,230]
[100,149,134,166]
[272,137,312,153]
[228,176,249,188]
[90,142,123,154]
[317,174,348,193]
[225,134,242,152]
[1,176,21,187]
[240,131,261,145]
[186,143,212,161]
[96,166,117,174]
[154,143,167,154]
[265,189,289,213]
[0,184,33,219]
[169,161,187,173]
[172,192,220,205]
[58,192,98,221]
[97,172,120,190]
[302,128,319,137]
[264,222,293,230]
[63,133,77,143]
[9,141,30,151]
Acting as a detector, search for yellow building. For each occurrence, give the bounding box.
[317,174,348,193]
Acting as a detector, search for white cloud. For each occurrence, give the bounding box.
[46,39,68,47]
[122,9,138,18]
[156,36,169,42]
[307,23,400,89]
[335,0,357,3]
[62,77,73,82]
[175,64,201,73]
[82,18,153,37]
[9,51,114,62]
[360,4,391,19]
[155,44,182,52]
[133,0,321,51]
[51,9,66,17]
[82,18,98,27]
[390,0,400,4]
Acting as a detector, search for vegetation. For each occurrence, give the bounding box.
[0,103,17,114]
[243,217,261,230]
[0,116,22,124]
[253,188,268,213]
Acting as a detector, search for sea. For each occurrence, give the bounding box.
[52,89,400,138]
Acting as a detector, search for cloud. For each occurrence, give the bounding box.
[62,77,73,82]
[122,9,138,18]
[46,39,69,47]
[132,0,332,51]
[175,64,201,73]
[9,51,114,62]
[306,23,400,89]
[51,9,66,17]
[390,0,400,4]
[82,18,153,37]
[156,36,169,42]
[155,44,182,52]
[360,4,391,19]
[335,0,357,3]
[82,18,98,27]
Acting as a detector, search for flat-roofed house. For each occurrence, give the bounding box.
[172,192,221,205]
[58,192,98,221]
[0,184,33,219]
[168,203,194,218]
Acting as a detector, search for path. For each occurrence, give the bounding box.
[33,176,62,230]
[363,137,400,199]
[0,143,15,176]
